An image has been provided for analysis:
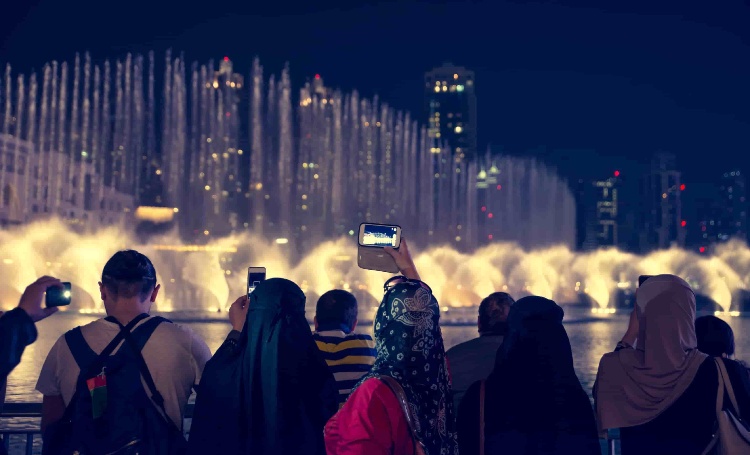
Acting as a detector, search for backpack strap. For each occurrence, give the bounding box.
[110,316,182,432]
[66,313,151,374]
[65,328,98,372]
[56,314,152,427]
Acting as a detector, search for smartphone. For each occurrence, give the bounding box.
[357,223,402,273]
[46,282,72,307]
[638,275,654,287]
[358,223,401,248]
[247,267,266,297]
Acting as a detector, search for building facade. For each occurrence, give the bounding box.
[424,63,478,162]
[638,152,686,251]
[0,134,134,228]
[577,172,621,250]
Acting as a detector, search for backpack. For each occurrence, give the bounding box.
[42,314,188,455]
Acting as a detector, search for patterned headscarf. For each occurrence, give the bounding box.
[353,279,459,455]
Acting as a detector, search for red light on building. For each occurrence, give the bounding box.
[701,226,707,232]
[614,170,620,177]
[488,234,493,240]
[680,184,686,191]
[681,220,687,227]
[224,56,230,62]
[315,74,321,79]
[481,206,486,212]
[699,246,706,253]
[488,213,494,219]
[496,185,502,190]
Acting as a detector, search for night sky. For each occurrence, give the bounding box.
[1,0,748,185]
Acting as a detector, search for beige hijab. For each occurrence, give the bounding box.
[595,274,708,429]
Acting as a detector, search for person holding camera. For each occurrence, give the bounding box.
[325,239,459,455]
[0,276,62,455]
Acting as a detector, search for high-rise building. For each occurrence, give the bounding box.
[576,171,621,250]
[638,152,686,251]
[718,169,748,241]
[424,63,477,161]
[195,56,244,237]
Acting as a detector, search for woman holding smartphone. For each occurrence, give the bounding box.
[325,240,459,455]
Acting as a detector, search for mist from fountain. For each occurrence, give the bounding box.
[0,219,747,315]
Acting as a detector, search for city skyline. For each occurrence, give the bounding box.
[2,0,748,185]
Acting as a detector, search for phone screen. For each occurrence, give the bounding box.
[247,267,266,297]
[359,223,401,248]
[46,282,72,307]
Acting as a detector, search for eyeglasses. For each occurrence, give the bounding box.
[383,276,432,295]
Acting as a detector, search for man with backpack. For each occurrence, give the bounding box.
[36,250,212,454]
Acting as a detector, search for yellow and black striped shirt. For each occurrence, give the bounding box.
[313,330,377,408]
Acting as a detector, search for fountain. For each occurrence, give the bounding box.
[0,51,574,252]
[0,219,747,317]
[0,51,744,316]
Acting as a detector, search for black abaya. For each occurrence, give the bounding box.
[457,296,601,455]
[187,278,338,455]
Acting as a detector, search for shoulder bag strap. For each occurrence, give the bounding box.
[700,359,727,455]
[480,379,486,455]
[716,358,742,418]
[377,375,425,454]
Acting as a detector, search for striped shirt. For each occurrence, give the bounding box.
[313,330,377,407]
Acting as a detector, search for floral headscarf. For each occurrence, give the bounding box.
[353,279,458,455]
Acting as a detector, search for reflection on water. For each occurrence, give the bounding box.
[6,308,750,404]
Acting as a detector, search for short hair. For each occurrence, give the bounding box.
[479,292,515,333]
[102,250,157,301]
[316,290,358,331]
[696,315,735,357]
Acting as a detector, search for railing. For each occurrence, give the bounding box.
[2,403,620,455]
[1,403,195,455]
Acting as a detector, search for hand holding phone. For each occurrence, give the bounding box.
[247,267,266,297]
[18,276,66,322]
[357,223,402,273]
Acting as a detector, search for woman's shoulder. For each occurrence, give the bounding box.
[349,377,402,406]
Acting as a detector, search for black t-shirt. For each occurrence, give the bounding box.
[620,357,750,455]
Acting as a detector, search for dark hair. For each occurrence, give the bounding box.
[315,290,358,332]
[696,315,735,357]
[101,250,157,301]
[479,292,515,334]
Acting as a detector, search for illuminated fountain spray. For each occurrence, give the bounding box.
[0,219,747,315]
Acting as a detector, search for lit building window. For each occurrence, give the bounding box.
[455,126,463,133]
[434,86,440,93]
[456,85,465,92]
[442,86,447,92]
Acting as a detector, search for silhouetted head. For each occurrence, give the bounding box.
[315,289,358,333]
[479,292,515,335]
[695,315,735,357]
[99,250,160,314]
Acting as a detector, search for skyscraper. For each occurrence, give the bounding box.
[717,169,748,242]
[424,63,477,161]
[638,152,686,251]
[576,171,622,251]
